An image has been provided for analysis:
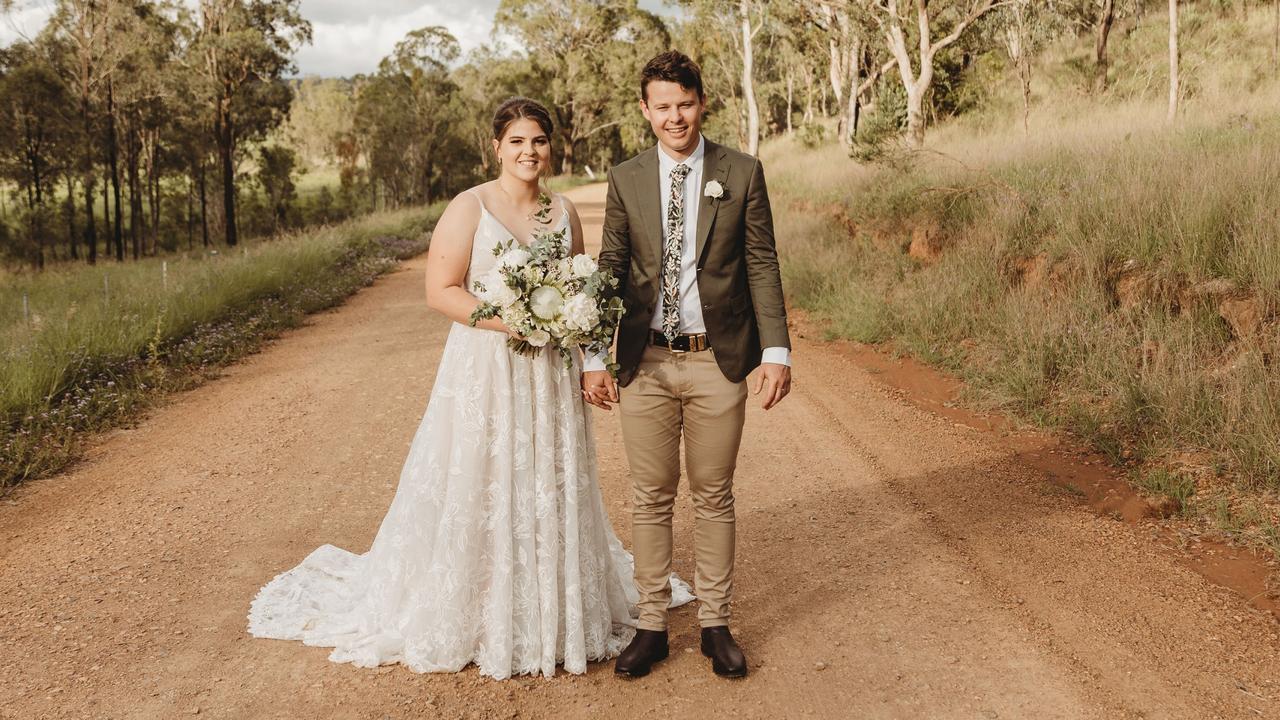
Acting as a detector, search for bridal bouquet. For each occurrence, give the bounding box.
[469,194,624,374]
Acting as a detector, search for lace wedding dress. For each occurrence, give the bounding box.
[247,190,693,680]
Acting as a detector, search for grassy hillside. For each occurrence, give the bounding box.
[767,5,1280,554]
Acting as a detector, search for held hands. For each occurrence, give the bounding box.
[753,363,791,410]
[581,370,619,411]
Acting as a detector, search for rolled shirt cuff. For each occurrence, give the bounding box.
[761,346,791,367]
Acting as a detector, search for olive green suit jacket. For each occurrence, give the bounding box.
[598,138,790,386]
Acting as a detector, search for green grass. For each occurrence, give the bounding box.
[546,174,599,193]
[766,4,1280,553]
[0,203,442,491]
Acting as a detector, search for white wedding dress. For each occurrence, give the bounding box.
[247,190,693,680]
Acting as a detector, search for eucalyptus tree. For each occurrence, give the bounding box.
[873,0,1006,147]
[354,27,473,206]
[191,0,310,246]
[495,0,670,173]
[0,42,75,268]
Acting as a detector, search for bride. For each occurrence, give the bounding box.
[246,97,692,680]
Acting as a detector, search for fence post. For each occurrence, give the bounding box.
[162,260,168,291]
[22,292,29,326]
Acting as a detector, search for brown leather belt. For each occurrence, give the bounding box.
[648,329,710,353]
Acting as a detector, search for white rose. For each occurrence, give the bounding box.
[498,247,532,269]
[489,278,519,307]
[571,254,598,278]
[526,329,552,347]
[704,179,724,199]
[474,270,515,306]
[529,285,565,320]
[562,293,600,332]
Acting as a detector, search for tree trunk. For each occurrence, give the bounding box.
[66,174,79,260]
[149,134,160,254]
[198,159,209,248]
[905,86,926,147]
[103,167,114,261]
[560,127,575,176]
[843,36,861,146]
[1168,0,1179,121]
[216,97,238,247]
[129,131,142,261]
[804,67,814,124]
[1095,0,1116,92]
[82,96,98,266]
[786,71,794,135]
[827,36,845,109]
[740,0,760,157]
[107,79,124,262]
[187,171,195,250]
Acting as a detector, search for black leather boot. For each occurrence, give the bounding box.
[614,628,669,678]
[700,626,747,678]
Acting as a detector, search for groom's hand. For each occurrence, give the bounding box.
[581,370,619,411]
[753,363,791,410]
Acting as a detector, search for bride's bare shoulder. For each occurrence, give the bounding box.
[433,187,486,241]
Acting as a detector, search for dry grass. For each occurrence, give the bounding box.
[766,4,1280,553]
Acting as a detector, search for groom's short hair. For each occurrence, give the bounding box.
[641,51,705,102]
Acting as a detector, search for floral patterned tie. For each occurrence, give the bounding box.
[662,162,691,342]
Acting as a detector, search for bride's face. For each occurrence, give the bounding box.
[493,118,551,182]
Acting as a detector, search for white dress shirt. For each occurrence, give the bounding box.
[584,134,790,372]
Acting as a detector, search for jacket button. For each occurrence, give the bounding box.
[702,303,712,310]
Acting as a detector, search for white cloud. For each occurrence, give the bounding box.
[0,2,54,47]
[295,3,497,77]
[2,0,679,77]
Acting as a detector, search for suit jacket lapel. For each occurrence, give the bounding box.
[632,147,662,260]
[695,140,729,262]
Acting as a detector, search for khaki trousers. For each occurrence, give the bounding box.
[620,343,748,631]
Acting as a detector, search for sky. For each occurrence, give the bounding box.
[1,0,678,78]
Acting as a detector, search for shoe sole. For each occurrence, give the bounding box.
[614,647,669,678]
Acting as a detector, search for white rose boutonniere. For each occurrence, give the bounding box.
[703,179,724,200]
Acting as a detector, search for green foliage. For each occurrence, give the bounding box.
[851,77,908,163]
[797,123,827,148]
[257,144,298,230]
[495,0,671,173]
[353,26,477,207]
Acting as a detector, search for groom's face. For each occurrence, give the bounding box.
[640,80,705,157]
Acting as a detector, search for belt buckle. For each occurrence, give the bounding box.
[652,330,686,353]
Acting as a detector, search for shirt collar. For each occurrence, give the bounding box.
[656,134,705,177]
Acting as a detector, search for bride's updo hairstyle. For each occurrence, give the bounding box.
[492,96,554,140]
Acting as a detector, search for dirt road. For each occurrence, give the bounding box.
[3,184,1279,719]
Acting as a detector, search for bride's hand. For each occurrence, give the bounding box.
[498,320,524,341]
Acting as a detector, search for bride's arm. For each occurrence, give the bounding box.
[425,192,516,335]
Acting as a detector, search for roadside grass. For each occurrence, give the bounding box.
[0,204,442,492]
[766,5,1280,558]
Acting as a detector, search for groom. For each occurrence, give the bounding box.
[582,50,792,679]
